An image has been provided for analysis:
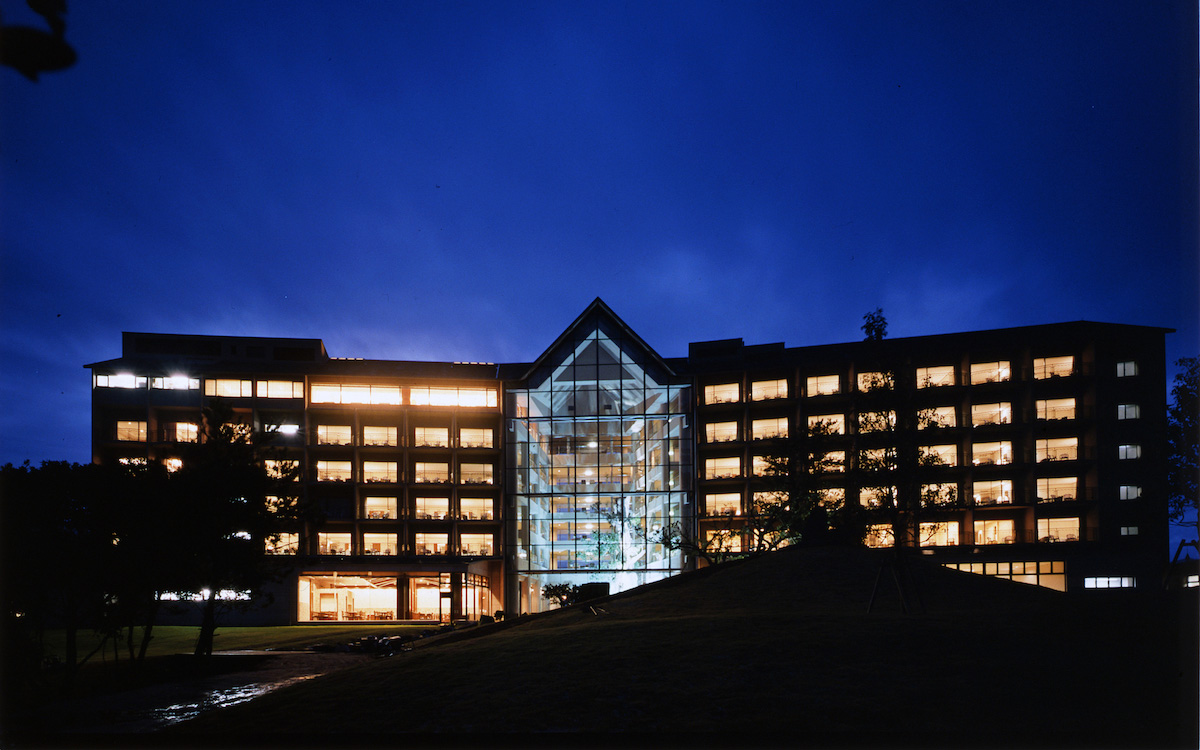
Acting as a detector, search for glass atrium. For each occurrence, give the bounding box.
[507,326,691,614]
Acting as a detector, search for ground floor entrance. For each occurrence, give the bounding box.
[297,571,492,623]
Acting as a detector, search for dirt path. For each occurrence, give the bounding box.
[31,651,372,735]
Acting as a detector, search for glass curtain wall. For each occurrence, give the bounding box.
[508,328,691,614]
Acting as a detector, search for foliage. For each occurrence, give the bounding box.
[1167,357,1198,535]
[861,308,888,341]
[541,583,580,607]
[176,402,310,657]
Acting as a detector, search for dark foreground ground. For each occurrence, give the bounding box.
[8,546,1199,749]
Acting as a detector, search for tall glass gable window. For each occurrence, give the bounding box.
[508,325,692,615]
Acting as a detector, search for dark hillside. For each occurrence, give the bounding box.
[172,546,1194,747]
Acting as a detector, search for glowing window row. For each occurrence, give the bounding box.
[864,517,1081,547]
[315,460,493,484]
[353,496,494,520]
[315,425,493,448]
[268,531,496,556]
[944,561,1067,591]
[310,384,498,407]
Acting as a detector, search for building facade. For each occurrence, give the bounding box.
[86,299,1170,623]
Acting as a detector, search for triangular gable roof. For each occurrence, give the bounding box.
[517,297,676,384]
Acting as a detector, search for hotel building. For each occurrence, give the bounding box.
[87,299,1170,623]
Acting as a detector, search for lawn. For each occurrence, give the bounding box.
[42,623,439,663]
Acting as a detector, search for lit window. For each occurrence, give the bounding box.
[363,496,397,519]
[705,493,741,516]
[974,518,1015,545]
[706,530,743,553]
[916,366,955,388]
[415,533,449,555]
[460,462,493,485]
[96,373,146,389]
[1033,356,1074,379]
[362,461,398,483]
[1037,477,1077,503]
[459,497,493,520]
[151,375,199,390]
[414,497,449,519]
[1116,361,1138,377]
[1117,404,1140,420]
[317,460,352,482]
[116,420,147,442]
[266,532,299,555]
[865,524,894,548]
[1083,576,1135,589]
[920,483,957,507]
[1037,437,1078,462]
[705,422,739,443]
[857,410,896,432]
[806,375,840,396]
[752,455,779,477]
[970,361,1010,385]
[164,457,183,473]
[311,383,401,405]
[857,371,893,392]
[1185,575,1198,588]
[919,444,957,467]
[972,441,1013,466]
[363,533,397,556]
[167,422,198,442]
[204,379,252,398]
[318,532,351,555]
[973,480,1013,506]
[1118,485,1141,500]
[460,533,493,556]
[971,402,1011,426]
[459,428,494,448]
[1037,517,1079,542]
[409,386,497,408]
[704,457,741,479]
[821,451,846,472]
[751,418,788,440]
[808,414,845,434]
[414,462,450,483]
[119,457,147,467]
[317,425,352,445]
[918,406,956,429]
[264,459,298,480]
[363,426,398,446]
[859,487,895,508]
[751,379,788,400]
[817,487,845,509]
[256,380,304,399]
[860,447,894,470]
[1118,444,1141,460]
[1037,398,1075,421]
[703,383,740,405]
[920,521,959,547]
[413,426,449,447]
[1119,526,1139,536]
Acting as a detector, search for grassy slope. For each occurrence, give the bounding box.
[44,624,436,663]
[171,547,1193,745]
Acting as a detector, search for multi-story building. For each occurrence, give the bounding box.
[86,299,1170,623]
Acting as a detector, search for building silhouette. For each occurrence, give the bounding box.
[87,299,1171,622]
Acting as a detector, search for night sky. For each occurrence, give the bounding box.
[2,2,1196,477]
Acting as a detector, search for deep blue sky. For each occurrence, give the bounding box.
[2,1,1197,474]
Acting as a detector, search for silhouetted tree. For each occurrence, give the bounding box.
[541,583,580,607]
[174,402,307,657]
[1167,357,1199,539]
[0,1,75,81]
[861,308,888,341]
